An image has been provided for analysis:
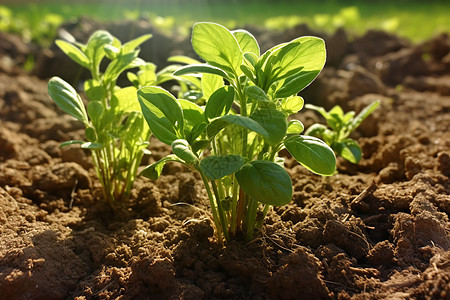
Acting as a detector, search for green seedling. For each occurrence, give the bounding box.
[138,22,336,244]
[305,101,380,164]
[47,30,152,203]
[127,55,203,102]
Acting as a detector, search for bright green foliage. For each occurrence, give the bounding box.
[138,22,336,244]
[0,5,63,47]
[127,55,203,102]
[305,101,380,164]
[48,30,152,203]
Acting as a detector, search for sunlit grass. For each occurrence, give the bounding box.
[1,0,449,44]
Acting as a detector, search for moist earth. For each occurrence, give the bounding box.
[0,19,449,299]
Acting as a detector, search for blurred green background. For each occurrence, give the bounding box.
[1,0,449,47]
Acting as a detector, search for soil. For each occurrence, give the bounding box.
[0,19,449,299]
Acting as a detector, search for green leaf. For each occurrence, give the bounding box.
[241,64,256,84]
[250,109,287,146]
[121,111,150,143]
[138,86,184,145]
[172,139,198,165]
[342,111,356,124]
[191,22,242,76]
[245,85,270,103]
[192,139,210,153]
[349,100,380,132]
[232,29,260,57]
[306,104,343,132]
[168,55,201,65]
[269,36,326,83]
[129,57,147,68]
[87,101,104,128]
[84,79,106,101]
[111,86,139,113]
[181,90,203,103]
[329,105,344,119]
[199,155,245,180]
[104,44,119,60]
[205,86,235,121]
[206,115,268,139]
[122,34,152,53]
[275,70,321,98]
[173,64,229,78]
[85,30,114,69]
[81,142,104,149]
[304,123,327,138]
[140,154,184,180]
[244,52,259,67]
[284,135,336,175]
[235,160,292,206]
[85,127,96,141]
[287,120,304,134]
[186,121,208,143]
[47,77,88,124]
[59,140,85,148]
[127,72,139,87]
[55,40,89,69]
[201,73,224,99]
[179,99,204,128]
[135,63,157,87]
[281,96,304,114]
[332,139,362,164]
[305,104,330,120]
[99,109,116,133]
[104,51,139,83]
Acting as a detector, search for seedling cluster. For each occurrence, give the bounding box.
[48,30,153,203]
[138,22,336,243]
[305,101,379,164]
[45,22,380,245]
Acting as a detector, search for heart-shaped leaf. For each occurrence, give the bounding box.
[236,160,292,206]
[200,155,245,180]
[250,109,287,146]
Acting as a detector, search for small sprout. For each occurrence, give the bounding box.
[305,101,380,164]
[47,30,153,203]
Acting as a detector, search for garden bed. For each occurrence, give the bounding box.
[0,19,449,299]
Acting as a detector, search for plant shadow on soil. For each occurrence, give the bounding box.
[0,18,450,299]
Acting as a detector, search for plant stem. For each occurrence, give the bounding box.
[211,180,230,242]
[245,197,258,241]
[236,188,245,234]
[234,81,248,158]
[268,144,282,162]
[255,203,270,229]
[198,168,224,245]
[229,174,239,235]
[92,149,108,201]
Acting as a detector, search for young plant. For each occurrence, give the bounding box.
[305,101,380,164]
[138,22,336,244]
[127,55,203,102]
[47,30,152,203]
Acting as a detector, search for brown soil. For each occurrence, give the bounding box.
[1,20,449,299]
